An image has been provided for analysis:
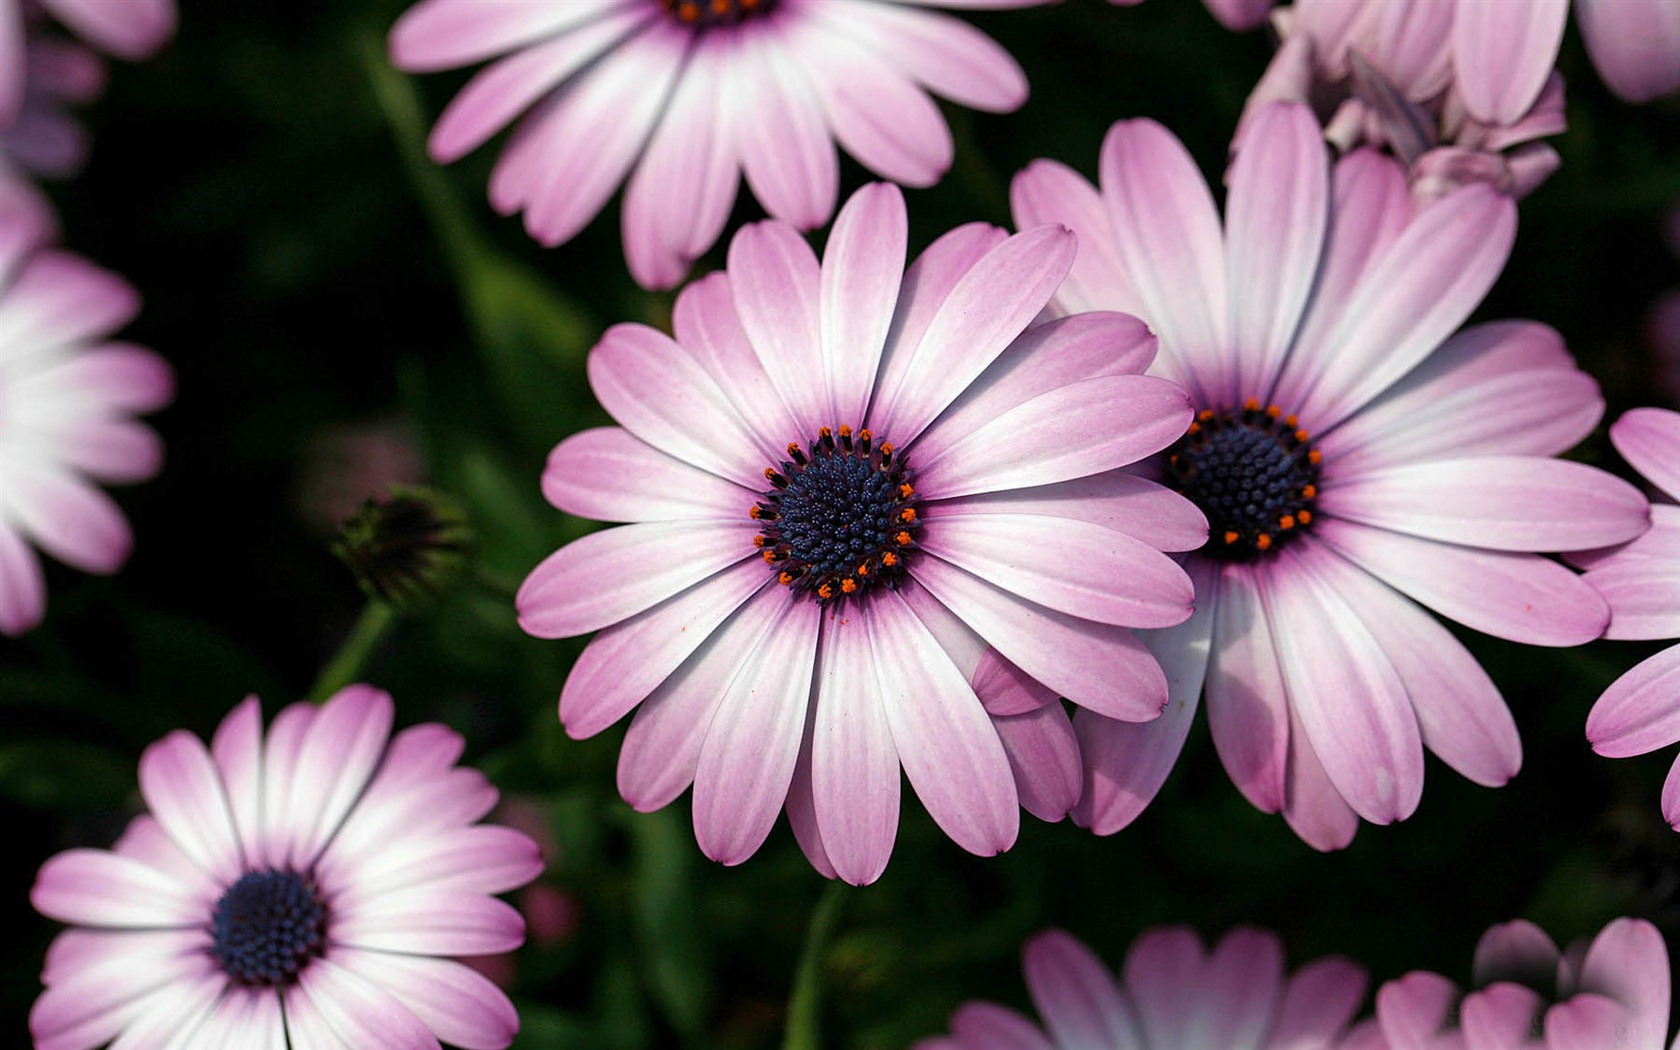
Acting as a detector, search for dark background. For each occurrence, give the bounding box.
[5,1,1680,1046]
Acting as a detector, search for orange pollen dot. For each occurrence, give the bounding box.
[678,1,699,22]
[1279,515,1296,530]
[742,0,759,7]
[1242,399,1260,412]
[1187,421,1202,435]
[711,0,729,11]
[899,483,914,498]
[1199,409,1217,422]
[818,426,832,438]
[749,506,762,519]
[1283,415,1298,428]
[1223,530,1240,545]
[1307,450,1323,464]
[818,583,834,600]
[880,442,894,455]
[1301,484,1317,499]
[899,508,917,523]
[857,563,869,576]
[753,536,766,548]
[1297,509,1313,524]
[762,550,778,563]
[841,578,858,594]
[779,571,794,585]
[882,552,898,567]
[859,429,872,443]
[838,425,853,438]
[895,531,912,545]
[1256,533,1273,550]
[1266,405,1282,419]
[764,468,779,481]
[1294,429,1310,443]
[787,442,801,456]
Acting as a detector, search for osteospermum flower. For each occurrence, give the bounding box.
[1010,102,1648,849]
[1571,408,1680,828]
[388,0,1047,289]
[1374,918,1675,1048]
[0,182,173,637]
[1238,0,1567,202]
[517,182,1200,884]
[917,926,1368,1050]
[30,686,542,1050]
[0,0,175,126]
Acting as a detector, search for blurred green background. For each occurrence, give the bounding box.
[5,0,1680,1046]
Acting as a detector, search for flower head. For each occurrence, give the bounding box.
[388,0,1046,289]
[30,686,543,1050]
[0,0,175,127]
[0,182,173,637]
[1238,0,1568,202]
[918,926,1368,1050]
[1373,918,1674,1049]
[518,182,1201,884]
[1011,102,1648,849]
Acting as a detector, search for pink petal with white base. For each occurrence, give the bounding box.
[940,472,1206,553]
[993,702,1082,822]
[949,1003,1055,1050]
[1473,920,1560,988]
[869,225,1075,444]
[785,702,838,881]
[1577,0,1680,103]
[873,589,1018,856]
[1613,407,1680,503]
[181,987,285,1050]
[40,0,175,59]
[1186,928,1286,1049]
[31,931,212,1050]
[280,985,351,1050]
[1546,993,1635,1050]
[1010,159,1139,320]
[970,648,1059,717]
[105,972,223,1050]
[330,949,518,1050]
[137,730,243,885]
[279,686,396,871]
[797,26,953,189]
[672,272,806,452]
[32,849,205,927]
[828,1,1028,112]
[1453,0,1568,124]
[1271,957,1369,1050]
[727,219,827,432]
[0,251,139,359]
[295,958,438,1050]
[1587,645,1680,757]
[388,0,614,72]
[1583,559,1680,640]
[1376,971,1460,1048]
[731,23,837,230]
[911,556,1167,722]
[4,464,130,573]
[43,344,174,413]
[1225,103,1329,399]
[1316,517,1610,646]
[328,825,542,900]
[1322,457,1648,553]
[542,427,753,524]
[516,519,756,638]
[1280,698,1360,852]
[1022,929,1141,1049]
[1123,927,1207,1047]
[617,588,783,811]
[558,560,767,739]
[818,184,907,424]
[1292,185,1516,431]
[0,522,46,635]
[1206,563,1290,812]
[1570,504,1680,572]
[1461,982,1546,1049]
[1099,118,1232,406]
[811,606,900,886]
[1265,545,1423,824]
[1072,558,1216,834]
[693,593,819,865]
[333,890,523,957]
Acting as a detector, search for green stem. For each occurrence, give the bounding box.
[308,600,396,702]
[783,882,849,1050]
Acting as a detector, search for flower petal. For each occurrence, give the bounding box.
[388,0,615,71]
[329,950,518,1050]
[0,521,46,636]
[811,605,901,885]
[1010,159,1137,319]
[32,849,204,927]
[1613,407,1680,504]
[796,26,953,188]
[1453,0,1569,124]
[1271,956,1369,1050]
[1022,929,1141,1049]
[296,957,439,1050]
[993,701,1082,823]
[1577,0,1680,103]
[332,890,524,958]
[827,1,1027,112]
[541,427,755,524]
[137,729,243,885]
[727,219,827,432]
[1206,562,1290,812]
[938,471,1206,553]
[731,21,838,230]
[1587,644,1680,758]
[818,184,907,425]
[1583,558,1680,641]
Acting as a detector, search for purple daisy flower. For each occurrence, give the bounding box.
[1010,102,1649,850]
[1573,408,1680,828]
[917,926,1368,1050]
[1373,918,1673,1049]
[388,0,1048,289]
[30,686,543,1050]
[517,182,1201,885]
[0,183,173,637]
[0,0,174,127]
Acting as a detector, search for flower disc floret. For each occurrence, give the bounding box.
[1166,399,1320,561]
[657,0,775,28]
[209,869,327,987]
[753,425,917,602]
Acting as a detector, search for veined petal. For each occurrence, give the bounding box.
[1577,0,1680,103]
[389,0,617,72]
[818,184,907,426]
[1612,407,1680,504]
[136,730,243,885]
[541,427,756,524]
[1583,559,1680,641]
[937,471,1206,553]
[327,950,518,1050]
[811,604,900,885]
[32,849,205,927]
[993,701,1081,822]
[295,958,439,1050]
[727,219,827,433]
[1587,645,1680,757]
[826,0,1027,112]
[1010,159,1140,321]
[731,20,838,230]
[1206,562,1290,813]
[1453,0,1569,124]
[1022,930,1142,1049]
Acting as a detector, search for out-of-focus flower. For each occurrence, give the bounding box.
[1572,408,1680,830]
[294,419,425,537]
[917,926,1368,1050]
[388,0,1048,290]
[518,182,1201,884]
[1576,0,1680,103]
[1373,918,1674,1049]
[29,686,543,1050]
[0,0,175,127]
[0,181,173,637]
[1238,0,1568,202]
[334,486,471,612]
[2,30,103,181]
[462,797,582,990]
[1011,103,1647,850]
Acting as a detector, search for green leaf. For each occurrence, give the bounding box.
[624,806,714,1042]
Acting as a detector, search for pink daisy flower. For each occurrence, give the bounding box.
[2,29,105,181]
[1010,102,1649,850]
[0,182,173,637]
[516,182,1201,885]
[387,0,1047,290]
[30,685,543,1050]
[1239,0,1568,202]
[0,0,175,127]
[1373,918,1674,1049]
[1573,408,1680,828]
[917,926,1368,1050]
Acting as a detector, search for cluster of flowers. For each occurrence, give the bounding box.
[17,0,1680,1047]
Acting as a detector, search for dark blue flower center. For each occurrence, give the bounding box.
[754,426,918,603]
[209,869,327,987]
[1165,400,1321,562]
[658,0,776,28]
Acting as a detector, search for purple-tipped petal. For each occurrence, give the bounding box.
[1587,644,1680,758]
[295,958,440,1050]
[971,647,1060,717]
[949,1003,1054,1050]
[329,950,517,1050]
[0,522,46,636]
[796,28,953,188]
[672,271,806,453]
[1375,971,1460,1048]
[5,464,131,574]
[32,849,205,927]
[333,890,524,958]
[1460,982,1546,1049]
[1545,992,1635,1050]
[388,0,614,72]
[40,0,175,59]
[827,1,1028,112]
[1271,956,1369,1050]
[1453,0,1569,123]
[136,730,243,885]
[939,472,1207,554]
[1473,920,1560,988]
[1123,927,1207,1047]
